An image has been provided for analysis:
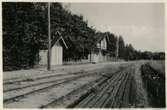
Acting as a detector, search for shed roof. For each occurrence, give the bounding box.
[40,31,68,50]
[51,31,68,49]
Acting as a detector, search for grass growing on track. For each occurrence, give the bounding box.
[141,63,165,107]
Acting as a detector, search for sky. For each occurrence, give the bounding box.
[64,3,165,52]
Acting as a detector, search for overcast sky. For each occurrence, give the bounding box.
[65,3,164,52]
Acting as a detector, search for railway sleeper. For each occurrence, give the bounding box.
[113,72,132,108]
[39,76,102,108]
[104,70,129,108]
[75,78,110,108]
[75,69,125,108]
[120,75,132,107]
[87,71,125,108]
[67,68,128,108]
[43,75,109,108]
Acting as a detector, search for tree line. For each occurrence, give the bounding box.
[3,2,165,71]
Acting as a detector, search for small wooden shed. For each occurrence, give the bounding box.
[39,31,68,65]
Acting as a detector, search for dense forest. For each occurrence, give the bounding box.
[3,2,165,71]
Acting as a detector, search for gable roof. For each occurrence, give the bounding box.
[40,31,68,50]
[95,33,109,44]
[51,31,68,49]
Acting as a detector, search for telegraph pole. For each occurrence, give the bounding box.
[47,2,51,70]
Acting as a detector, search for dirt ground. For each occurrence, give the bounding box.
[3,60,165,108]
[3,62,130,80]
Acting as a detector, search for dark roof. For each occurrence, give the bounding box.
[41,31,68,50]
[51,31,68,49]
[96,36,105,43]
[95,33,109,44]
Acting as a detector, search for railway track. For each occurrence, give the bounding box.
[4,62,165,108]
[39,76,104,108]
[4,64,134,108]
[3,63,108,85]
[39,71,118,108]
[74,68,131,108]
[3,70,88,85]
[3,71,93,92]
[38,65,132,108]
[73,67,132,108]
[3,72,98,104]
[74,68,126,108]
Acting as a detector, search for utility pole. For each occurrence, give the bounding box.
[47,2,51,70]
[115,36,119,61]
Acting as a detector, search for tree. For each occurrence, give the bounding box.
[118,36,125,59]
[3,2,48,70]
[3,2,164,71]
[3,2,97,70]
[106,32,117,56]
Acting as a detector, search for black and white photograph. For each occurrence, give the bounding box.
[2,1,166,108]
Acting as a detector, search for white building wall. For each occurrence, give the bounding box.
[100,38,107,50]
[88,37,108,63]
[39,45,63,65]
[88,52,105,63]
[88,51,109,63]
[39,50,47,65]
[51,46,63,65]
